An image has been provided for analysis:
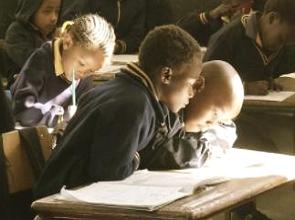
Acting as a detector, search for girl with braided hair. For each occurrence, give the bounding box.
[11,14,115,128]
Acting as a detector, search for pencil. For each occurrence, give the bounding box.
[72,68,76,106]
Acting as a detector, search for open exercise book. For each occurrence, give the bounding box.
[60,169,228,211]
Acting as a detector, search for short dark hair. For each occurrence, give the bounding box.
[264,0,295,25]
[138,25,201,76]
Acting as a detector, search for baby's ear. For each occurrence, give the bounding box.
[62,33,74,50]
[160,67,172,84]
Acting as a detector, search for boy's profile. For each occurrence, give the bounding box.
[204,0,295,95]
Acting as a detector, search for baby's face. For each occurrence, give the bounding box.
[184,97,233,132]
[188,106,229,132]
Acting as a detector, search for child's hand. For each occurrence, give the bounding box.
[244,80,269,95]
[270,81,283,91]
[209,4,232,19]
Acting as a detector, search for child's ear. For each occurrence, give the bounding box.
[62,33,74,50]
[160,67,172,84]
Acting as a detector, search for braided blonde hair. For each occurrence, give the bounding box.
[62,14,116,65]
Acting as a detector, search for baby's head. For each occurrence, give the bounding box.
[184,60,244,132]
[61,14,115,81]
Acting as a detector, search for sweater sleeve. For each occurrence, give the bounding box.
[203,28,236,64]
[140,121,237,170]
[88,98,155,181]
[116,0,146,54]
[11,50,48,126]
[198,121,237,159]
[177,11,222,46]
[5,22,42,68]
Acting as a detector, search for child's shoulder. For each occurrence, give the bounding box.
[5,20,39,41]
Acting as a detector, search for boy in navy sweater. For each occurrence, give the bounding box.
[204,0,295,95]
[178,0,253,46]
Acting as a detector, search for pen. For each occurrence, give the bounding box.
[72,68,76,106]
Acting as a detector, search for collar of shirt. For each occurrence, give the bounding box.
[242,12,263,47]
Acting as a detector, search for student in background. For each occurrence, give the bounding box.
[62,0,146,54]
[178,0,253,46]
[34,24,204,199]
[4,0,63,84]
[11,14,115,128]
[204,0,295,95]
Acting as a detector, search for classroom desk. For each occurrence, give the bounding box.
[243,92,295,113]
[241,77,295,154]
[243,77,295,113]
[32,149,295,220]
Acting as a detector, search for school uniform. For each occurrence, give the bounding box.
[177,10,225,46]
[11,39,94,127]
[204,12,295,82]
[62,0,146,54]
[33,62,237,199]
[4,0,63,80]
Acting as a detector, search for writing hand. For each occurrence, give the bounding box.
[244,80,269,95]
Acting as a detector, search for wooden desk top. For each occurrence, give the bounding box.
[32,149,295,220]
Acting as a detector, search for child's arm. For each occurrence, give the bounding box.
[115,0,146,54]
[199,121,237,159]
[5,23,42,68]
[139,121,237,170]
[177,4,231,46]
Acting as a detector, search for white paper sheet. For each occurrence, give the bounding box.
[60,169,228,211]
[112,54,138,64]
[61,183,188,211]
[244,91,295,102]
